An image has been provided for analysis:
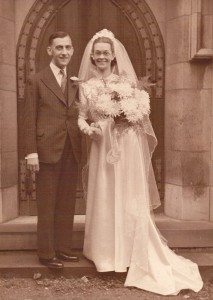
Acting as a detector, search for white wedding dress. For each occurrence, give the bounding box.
[79,75,203,296]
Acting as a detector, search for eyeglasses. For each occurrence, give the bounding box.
[93,50,112,57]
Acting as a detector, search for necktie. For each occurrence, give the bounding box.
[60,69,67,94]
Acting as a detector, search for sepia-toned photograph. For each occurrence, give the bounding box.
[0,0,212,299]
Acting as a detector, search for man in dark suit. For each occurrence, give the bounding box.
[24,31,81,269]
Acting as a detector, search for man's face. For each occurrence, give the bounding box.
[47,36,73,68]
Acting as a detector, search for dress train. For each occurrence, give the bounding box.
[83,119,203,296]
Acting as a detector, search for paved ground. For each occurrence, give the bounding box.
[0,273,212,300]
[0,250,213,299]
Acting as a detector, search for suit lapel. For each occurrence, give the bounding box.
[40,67,67,106]
[67,71,78,107]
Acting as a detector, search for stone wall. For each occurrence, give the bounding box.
[0,0,18,222]
[146,0,166,41]
[15,0,34,42]
[164,0,213,221]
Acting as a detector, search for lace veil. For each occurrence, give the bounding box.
[78,29,162,276]
[78,29,160,210]
[79,29,137,82]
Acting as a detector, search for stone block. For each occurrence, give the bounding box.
[182,186,209,220]
[0,158,1,187]
[166,63,184,90]
[182,63,200,89]
[0,90,17,152]
[210,187,213,222]
[202,64,212,89]
[0,185,18,222]
[165,183,209,221]
[147,0,166,22]
[165,89,211,151]
[210,161,213,187]
[181,89,210,151]
[202,14,213,49]
[166,0,191,20]
[202,0,213,15]
[0,151,18,188]
[165,149,182,185]
[183,63,212,90]
[165,90,183,149]
[181,151,210,186]
[166,63,210,91]
[165,149,210,186]
[157,21,166,42]
[0,64,16,92]
[14,0,35,43]
[211,124,213,161]
[164,184,183,219]
[0,17,15,65]
[0,0,14,20]
[191,0,201,13]
[167,17,189,64]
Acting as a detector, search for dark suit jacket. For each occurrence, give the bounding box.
[24,66,81,164]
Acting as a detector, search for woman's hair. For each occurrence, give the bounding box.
[90,37,117,67]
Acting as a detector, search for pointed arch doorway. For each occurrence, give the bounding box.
[17,0,165,215]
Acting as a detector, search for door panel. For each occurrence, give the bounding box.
[37,0,144,77]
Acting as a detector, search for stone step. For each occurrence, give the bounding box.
[0,250,213,279]
[0,251,96,278]
[0,214,213,250]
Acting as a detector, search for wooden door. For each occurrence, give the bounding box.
[19,0,164,215]
[36,1,144,75]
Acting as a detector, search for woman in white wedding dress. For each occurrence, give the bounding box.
[77,29,203,296]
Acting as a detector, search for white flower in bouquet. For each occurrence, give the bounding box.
[120,98,142,123]
[91,93,120,117]
[81,74,151,124]
[134,89,150,116]
[109,82,133,98]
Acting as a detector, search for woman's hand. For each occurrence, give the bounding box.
[89,123,102,140]
[26,157,40,172]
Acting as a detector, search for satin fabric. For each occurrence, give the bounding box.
[83,119,203,295]
[79,73,203,295]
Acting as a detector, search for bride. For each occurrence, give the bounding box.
[77,29,203,296]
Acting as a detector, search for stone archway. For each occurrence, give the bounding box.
[17,0,165,215]
[17,0,164,98]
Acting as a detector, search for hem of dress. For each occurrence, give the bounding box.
[97,268,128,273]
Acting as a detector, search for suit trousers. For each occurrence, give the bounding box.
[36,137,78,259]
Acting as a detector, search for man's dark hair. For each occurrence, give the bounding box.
[48,31,71,46]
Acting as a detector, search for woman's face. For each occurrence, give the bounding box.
[91,42,115,72]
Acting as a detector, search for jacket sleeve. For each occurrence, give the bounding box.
[23,75,39,156]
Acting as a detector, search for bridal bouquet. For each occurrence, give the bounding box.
[85,75,150,125]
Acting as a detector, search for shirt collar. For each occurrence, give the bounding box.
[50,61,67,77]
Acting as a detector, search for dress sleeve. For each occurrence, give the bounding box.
[79,84,89,120]
[78,84,92,135]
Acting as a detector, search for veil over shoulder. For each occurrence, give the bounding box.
[78,29,160,210]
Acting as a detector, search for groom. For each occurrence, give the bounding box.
[24,31,81,269]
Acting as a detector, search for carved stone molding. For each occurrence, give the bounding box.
[114,0,164,98]
[17,0,70,99]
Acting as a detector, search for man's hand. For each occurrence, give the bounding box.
[26,157,40,172]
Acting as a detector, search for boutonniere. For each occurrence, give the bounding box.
[70,76,82,86]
